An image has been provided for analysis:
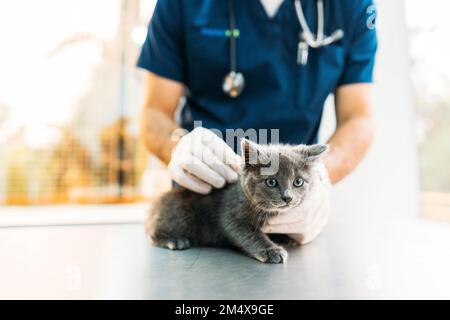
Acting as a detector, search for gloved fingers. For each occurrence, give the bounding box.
[262,219,308,234]
[182,154,226,189]
[266,187,327,225]
[171,166,212,194]
[302,199,328,233]
[269,208,327,242]
[191,126,217,144]
[180,127,241,171]
[205,134,242,171]
[295,209,329,245]
[201,147,239,183]
[315,163,332,187]
[295,185,328,222]
[262,197,329,234]
[261,165,332,241]
[266,206,307,225]
[292,201,330,245]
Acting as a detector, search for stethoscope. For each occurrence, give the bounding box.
[222,0,344,98]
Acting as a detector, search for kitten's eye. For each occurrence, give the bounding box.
[293,178,304,188]
[265,178,278,188]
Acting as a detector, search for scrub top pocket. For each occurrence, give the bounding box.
[295,43,346,111]
[186,26,230,97]
[320,43,346,71]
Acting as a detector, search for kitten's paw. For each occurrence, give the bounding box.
[158,237,191,250]
[255,247,288,264]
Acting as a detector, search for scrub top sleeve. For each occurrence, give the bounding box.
[338,0,378,86]
[137,0,186,84]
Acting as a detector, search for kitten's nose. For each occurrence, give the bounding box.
[282,191,293,204]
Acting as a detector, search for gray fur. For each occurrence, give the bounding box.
[146,140,328,263]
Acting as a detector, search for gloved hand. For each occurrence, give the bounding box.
[168,127,242,194]
[262,163,332,245]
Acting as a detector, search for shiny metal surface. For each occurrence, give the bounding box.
[1,216,450,299]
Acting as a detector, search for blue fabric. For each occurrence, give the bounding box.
[137,0,377,146]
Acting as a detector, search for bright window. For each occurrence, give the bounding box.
[405,0,450,221]
[0,0,168,205]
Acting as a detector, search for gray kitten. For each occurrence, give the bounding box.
[146,139,328,263]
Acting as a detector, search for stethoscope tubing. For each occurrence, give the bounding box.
[294,0,343,48]
[228,0,237,73]
[223,0,344,98]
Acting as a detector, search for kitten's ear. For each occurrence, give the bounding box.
[240,139,259,167]
[293,144,329,163]
[303,144,329,162]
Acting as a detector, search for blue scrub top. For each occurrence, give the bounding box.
[137,0,377,146]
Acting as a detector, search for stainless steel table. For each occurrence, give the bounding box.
[1,215,450,299]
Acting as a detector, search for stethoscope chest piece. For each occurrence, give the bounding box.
[221,0,344,97]
[223,71,245,98]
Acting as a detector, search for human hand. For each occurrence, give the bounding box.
[262,164,332,245]
[168,127,242,194]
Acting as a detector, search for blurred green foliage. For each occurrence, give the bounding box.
[418,101,450,192]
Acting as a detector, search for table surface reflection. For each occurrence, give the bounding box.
[1,214,450,299]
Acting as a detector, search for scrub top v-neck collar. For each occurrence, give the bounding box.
[259,0,285,18]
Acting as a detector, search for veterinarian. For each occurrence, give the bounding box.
[138,0,377,244]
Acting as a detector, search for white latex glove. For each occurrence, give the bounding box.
[262,163,332,245]
[168,127,242,194]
